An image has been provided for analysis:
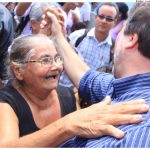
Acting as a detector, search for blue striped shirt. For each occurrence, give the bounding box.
[61,70,150,147]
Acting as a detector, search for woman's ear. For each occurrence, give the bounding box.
[59,65,64,75]
[12,66,24,81]
[95,14,98,20]
[125,33,138,50]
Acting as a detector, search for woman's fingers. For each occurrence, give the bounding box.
[94,97,149,115]
[110,102,149,114]
[103,114,142,125]
[77,114,142,138]
[66,97,148,139]
[115,99,145,105]
[99,125,125,139]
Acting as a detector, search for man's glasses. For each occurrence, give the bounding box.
[16,55,64,67]
[97,14,115,22]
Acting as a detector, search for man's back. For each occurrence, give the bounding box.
[61,71,150,147]
[84,72,150,147]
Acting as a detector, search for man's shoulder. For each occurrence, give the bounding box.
[69,29,86,39]
[69,29,86,45]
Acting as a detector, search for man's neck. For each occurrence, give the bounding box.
[95,30,108,42]
[118,56,150,78]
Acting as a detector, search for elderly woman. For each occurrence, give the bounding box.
[0,34,148,147]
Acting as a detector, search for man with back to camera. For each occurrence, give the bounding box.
[41,2,150,147]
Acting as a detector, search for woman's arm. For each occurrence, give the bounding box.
[0,98,149,147]
[40,10,89,88]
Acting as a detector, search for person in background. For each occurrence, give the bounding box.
[74,2,91,28]
[14,2,32,36]
[3,2,19,31]
[59,2,118,88]
[87,2,100,29]
[0,3,14,83]
[59,2,80,35]
[110,2,129,41]
[4,2,15,13]
[15,2,65,37]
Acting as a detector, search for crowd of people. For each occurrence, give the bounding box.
[0,2,150,148]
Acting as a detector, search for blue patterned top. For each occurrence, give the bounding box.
[59,28,112,87]
[61,70,150,147]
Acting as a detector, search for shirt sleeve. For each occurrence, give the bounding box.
[78,70,114,103]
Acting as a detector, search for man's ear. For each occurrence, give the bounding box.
[112,19,117,27]
[125,33,138,50]
[12,66,24,81]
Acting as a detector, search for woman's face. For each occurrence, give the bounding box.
[21,41,63,92]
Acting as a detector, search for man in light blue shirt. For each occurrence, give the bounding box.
[59,2,118,87]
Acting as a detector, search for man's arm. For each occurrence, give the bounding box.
[15,2,31,16]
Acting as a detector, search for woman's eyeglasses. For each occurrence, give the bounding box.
[97,14,115,22]
[15,55,64,67]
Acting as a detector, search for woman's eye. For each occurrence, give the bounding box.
[41,58,50,63]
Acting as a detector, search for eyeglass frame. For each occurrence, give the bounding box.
[97,13,116,22]
[14,55,64,66]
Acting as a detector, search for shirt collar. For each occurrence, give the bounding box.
[87,28,112,46]
[113,72,150,98]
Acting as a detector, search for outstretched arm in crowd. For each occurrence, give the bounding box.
[40,9,90,88]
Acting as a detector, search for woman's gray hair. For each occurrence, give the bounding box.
[30,2,60,21]
[7,34,54,78]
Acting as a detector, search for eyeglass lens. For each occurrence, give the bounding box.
[41,56,63,66]
[97,14,114,22]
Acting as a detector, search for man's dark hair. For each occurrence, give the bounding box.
[71,22,86,33]
[96,2,119,19]
[58,2,65,6]
[124,3,150,59]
